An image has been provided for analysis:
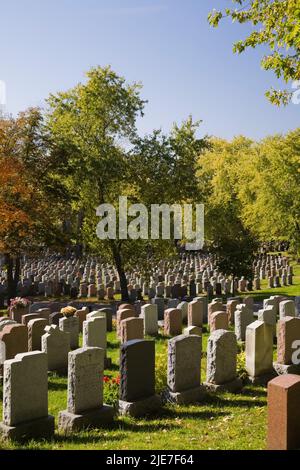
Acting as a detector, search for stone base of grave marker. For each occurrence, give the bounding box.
[247,370,277,387]
[273,362,300,376]
[203,377,243,393]
[58,405,114,432]
[118,394,161,418]
[0,415,54,441]
[164,385,206,405]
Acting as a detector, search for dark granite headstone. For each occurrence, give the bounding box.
[120,340,155,402]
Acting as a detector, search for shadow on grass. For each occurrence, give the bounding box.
[48,381,67,392]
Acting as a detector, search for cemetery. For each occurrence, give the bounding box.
[1,0,300,455]
[0,252,299,450]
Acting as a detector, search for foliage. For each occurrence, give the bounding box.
[103,375,120,407]
[155,347,168,394]
[236,351,248,383]
[209,0,300,105]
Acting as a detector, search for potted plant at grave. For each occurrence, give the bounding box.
[9,297,31,323]
[60,306,77,318]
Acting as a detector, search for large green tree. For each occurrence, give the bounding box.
[209,0,300,105]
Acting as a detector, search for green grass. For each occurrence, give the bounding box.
[0,328,267,451]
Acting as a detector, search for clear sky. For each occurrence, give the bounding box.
[0,0,299,140]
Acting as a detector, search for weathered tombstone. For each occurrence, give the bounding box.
[164,308,182,336]
[36,308,51,324]
[28,318,48,351]
[274,316,300,375]
[245,320,275,385]
[75,308,88,332]
[183,326,202,336]
[187,300,203,328]
[21,313,40,326]
[279,300,295,319]
[119,340,161,417]
[210,311,229,332]
[226,299,240,325]
[117,309,135,338]
[177,301,188,323]
[165,335,204,404]
[41,325,70,374]
[140,304,158,336]
[59,316,79,350]
[120,317,144,343]
[58,347,114,431]
[234,304,254,342]
[98,308,113,332]
[151,297,165,320]
[208,300,225,324]
[258,306,277,338]
[0,319,17,333]
[83,317,106,350]
[204,330,242,392]
[267,375,300,450]
[0,352,54,440]
[295,296,300,317]
[0,324,28,367]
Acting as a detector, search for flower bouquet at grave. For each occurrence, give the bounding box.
[9,297,31,322]
[60,306,77,318]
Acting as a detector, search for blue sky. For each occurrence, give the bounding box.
[0,0,299,140]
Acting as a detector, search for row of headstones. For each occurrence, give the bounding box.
[4,251,259,300]
[0,328,241,441]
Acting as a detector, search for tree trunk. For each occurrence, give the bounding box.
[110,240,129,302]
[5,254,21,305]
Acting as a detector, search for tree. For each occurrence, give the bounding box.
[0,109,72,302]
[46,66,146,300]
[197,137,259,285]
[209,0,300,105]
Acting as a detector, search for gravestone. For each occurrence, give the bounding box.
[274,317,300,375]
[164,309,182,336]
[245,320,275,385]
[183,326,202,336]
[188,300,203,328]
[42,325,70,374]
[151,297,165,320]
[0,352,54,440]
[117,309,135,338]
[58,347,114,431]
[120,317,144,344]
[165,334,204,404]
[267,375,300,450]
[210,311,228,333]
[75,308,88,332]
[28,318,48,351]
[59,316,79,350]
[83,317,106,350]
[235,305,254,342]
[279,300,295,319]
[140,304,158,336]
[205,329,242,392]
[119,340,161,417]
[0,325,28,367]
[177,301,188,323]
[98,308,113,332]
